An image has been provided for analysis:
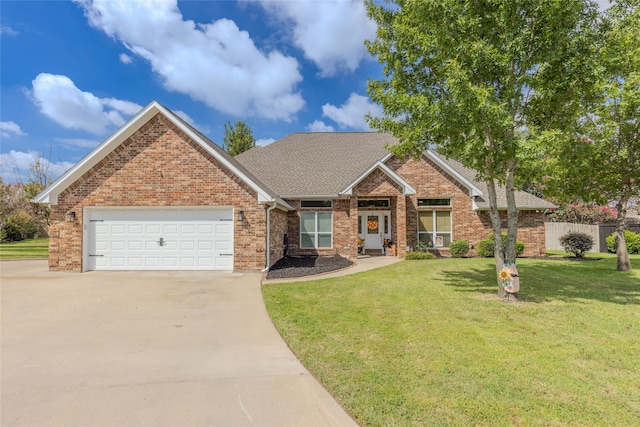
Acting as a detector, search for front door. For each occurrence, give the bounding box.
[359,211,391,250]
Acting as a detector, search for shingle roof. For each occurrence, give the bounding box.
[236,132,396,197]
[236,132,555,210]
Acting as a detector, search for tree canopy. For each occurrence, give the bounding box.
[544,0,640,271]
[223,120,256,156]
[365,0,599,295]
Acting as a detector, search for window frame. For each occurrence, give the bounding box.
[300,211,333,249]
[417,209,452,248]
[417,198,451,207]
[300,200,333,209]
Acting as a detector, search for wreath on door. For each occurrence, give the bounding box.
[367,219,379,230]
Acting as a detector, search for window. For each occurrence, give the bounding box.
[418,210,451,248]
[301,200,332,208]
[301,212,332,248]
[357,199,390,208]
[418,198,451,207]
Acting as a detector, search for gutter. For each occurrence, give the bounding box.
[262,202,277,273]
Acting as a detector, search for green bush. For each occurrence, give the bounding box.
[449,240,469,258]
[606,230,640,254]
[405,251,435,260]
[559,231,593,258]
[476,233,525,258]
[2,210,40,242]
[414,240,431,253]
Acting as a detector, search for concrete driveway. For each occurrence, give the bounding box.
[1,260,358,427]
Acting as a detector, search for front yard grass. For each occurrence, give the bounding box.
[0,238,49,259]
[263,256,640,426]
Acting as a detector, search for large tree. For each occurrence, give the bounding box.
[545,0,640,271]
[365,0,598,296]
[222,120,256,156]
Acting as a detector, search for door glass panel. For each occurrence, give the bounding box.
[317,212,332,233]
[301,212,316,233]
[384,215,389,234]
[358,216,362,234]
[367,215,379,234]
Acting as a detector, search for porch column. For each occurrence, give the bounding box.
[349,196,359,259]
[396,195,407,258]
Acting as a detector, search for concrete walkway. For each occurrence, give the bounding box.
[1,260,359,427]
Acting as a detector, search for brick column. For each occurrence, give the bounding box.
[396,195,407,258]
[349,196,359,259]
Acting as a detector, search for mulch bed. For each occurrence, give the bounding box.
[266,255,354,280]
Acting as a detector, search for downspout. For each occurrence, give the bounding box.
[262,202,277,273]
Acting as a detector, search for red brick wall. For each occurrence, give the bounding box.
[269,208,288,266]
[388,155,547,257]
[49,113,267,271]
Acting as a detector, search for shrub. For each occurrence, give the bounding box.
[476,233,525,258]
[449,240,469,258]
[606,231,640,254]
[2,210,40,242]
[559,231,594,258]
[405,251,435,260]
[414,240,431,253]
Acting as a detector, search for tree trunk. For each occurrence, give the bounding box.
[486,177,506,297]
[504,160,519,265]
[615,191,631,271]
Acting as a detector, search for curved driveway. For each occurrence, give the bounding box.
[1,260,358,426]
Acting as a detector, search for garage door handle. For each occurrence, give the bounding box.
[89,254,104,257]
[220,218,233,221]
[220,253,233,256]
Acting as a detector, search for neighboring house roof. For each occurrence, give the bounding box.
[35,101,292,210]
[237,131,555,210]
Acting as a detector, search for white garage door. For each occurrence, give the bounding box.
[86,208,234,271]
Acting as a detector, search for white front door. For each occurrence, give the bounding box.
[359,211,391,250]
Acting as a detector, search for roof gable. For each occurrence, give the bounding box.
[341,161,416,196]
[35,101,291,210]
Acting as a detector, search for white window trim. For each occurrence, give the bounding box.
[300,211,333,249]
[417,210,452,248]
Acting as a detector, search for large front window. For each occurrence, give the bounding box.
[418,210,451,248]
[301,212,332,248]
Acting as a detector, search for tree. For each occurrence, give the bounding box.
[365,0,598,296]
[222,120,256,156]
[544,0,640,271]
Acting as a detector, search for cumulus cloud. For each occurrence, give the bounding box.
[0,150,74,182]
[256,138,275,147]
[119,53,133,64]
[74,0,304,121]
[306,120,335,132]
[256,0,376,77]
[30,73,142,134]
[0,121,27,138]
[321,93,382,130]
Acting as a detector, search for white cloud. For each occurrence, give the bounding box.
[75,0,304,121]
[54,138,101,149]
[31,73,142,134]
[119,53,133,64]
[306,120,335,132]
[256,0,376,77]
[0,26,18,36]
[321,93,382,130]
[0,121,27,138]
[256,138,275,147]
[0,150,74,182]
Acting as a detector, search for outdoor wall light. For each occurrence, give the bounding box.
[237,210,245,221]
[66,211,76,223]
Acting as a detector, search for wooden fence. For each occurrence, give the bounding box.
[545,222,640,253]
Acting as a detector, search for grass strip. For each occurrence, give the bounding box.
[0,238,49,259]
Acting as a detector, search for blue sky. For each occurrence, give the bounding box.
[0,0,612,182]
[1,0,384,182]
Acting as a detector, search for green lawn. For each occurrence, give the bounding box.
[263,255,640,426]
[0,238,49,259]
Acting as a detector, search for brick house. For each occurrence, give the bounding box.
[36,101,554,272]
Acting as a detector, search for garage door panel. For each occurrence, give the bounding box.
[87,208,234,271]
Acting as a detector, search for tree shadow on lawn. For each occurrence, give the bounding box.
[437,261,640,305]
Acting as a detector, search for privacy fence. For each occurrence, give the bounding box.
[545,222,640,253]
